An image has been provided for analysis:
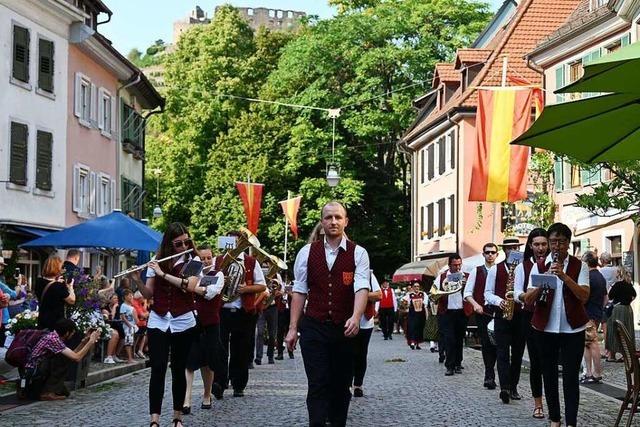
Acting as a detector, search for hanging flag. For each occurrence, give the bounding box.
[235,181,264,234]
[469,88,533,202]
[508,75,545,118]
[279,195,302,239]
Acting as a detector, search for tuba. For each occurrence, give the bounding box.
[217,227,261,303]
[429,272,466,302]
[253,245,288,307]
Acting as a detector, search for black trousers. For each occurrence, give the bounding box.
[535,329,585,425]
[437,314,446,357]
[378,307,395,339]
[494,310,527,392]
[299,316,355,427]
[148,327,195,414]
[255,305,278,361]
[277,308,290,356]
[476,314,496,382]
[522,311,543,398]
[442,309,467,370]
[216,308,258,392]
[352,328,373,387]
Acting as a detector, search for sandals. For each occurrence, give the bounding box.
[172,419,184,427]
[201,399,212,409]
[532,407,545,419]
[149,423,160,427]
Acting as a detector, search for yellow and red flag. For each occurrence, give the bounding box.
[236,181,264,234]
[508,75,545,118]
[469,88,533,202]
[279,195,302,239]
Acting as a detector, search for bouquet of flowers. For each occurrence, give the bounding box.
[6,309,38,336]
[66,270,111,339]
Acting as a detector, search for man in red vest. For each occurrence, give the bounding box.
[484,237,526,404]
[285,201,370,427]
[523,223,589,427]
[463,243,498,390]
[378,279,397,340]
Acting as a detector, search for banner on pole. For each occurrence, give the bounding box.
[279,195,302,239]
[236,181,264,234]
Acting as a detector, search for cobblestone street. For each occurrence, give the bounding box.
[0,330,624,426]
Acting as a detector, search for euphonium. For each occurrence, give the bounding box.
[253,245,288,307]
[429,272,466,302]
[218,227,261,303]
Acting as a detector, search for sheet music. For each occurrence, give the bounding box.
[180,259,204,277]
[199,275,220,287]
[507,251,524,265]
[529,273,558,290]
[446,272,463,283]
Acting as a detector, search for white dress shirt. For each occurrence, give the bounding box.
[435,269,463,310]
[223,252,266,309]
[484,263,523,309]
[361,273,381,329]
[463,264,491,300]
[292,235,370,295]
[513,258,534,303]
[529,254,590,333]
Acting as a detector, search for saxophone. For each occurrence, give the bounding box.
[502,251,523,321]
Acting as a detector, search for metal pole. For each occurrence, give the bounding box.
[493,55,509,242]
[283,190,290,264]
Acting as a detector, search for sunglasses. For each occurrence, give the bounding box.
[483,251,497,255]
[172,238,192,249]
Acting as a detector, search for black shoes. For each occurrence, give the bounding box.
[384,337,388,340]
[454,366,462,374]
[389,335,392,340]
[416,345,422,350]
[510,390,521,400]
[181,406,191,415]
[500,390,510,404]
[248,362,255,369]
[212,383,224,400]
[445,369,454,376]
[438,355,445,363]
[288,351,294,359]
[275,354,284,360]
[268,358,275,364]
[484,380,497,390]
[254,358,262,365]
[233,389,245,397]
[353,388,363,397]
[409,343,416,350]
[201,400,212,410]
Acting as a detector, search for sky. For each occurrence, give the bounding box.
[102,0,504,55]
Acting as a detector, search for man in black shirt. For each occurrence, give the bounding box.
[62,249,82,281]
[582,251,606,383]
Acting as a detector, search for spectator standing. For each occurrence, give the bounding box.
[36,255,75,331]
[132,291,149,358]
[8,273,28,319]
[599,252,618,290]
[62,249,82,281]
[120,290,139,363]
[0,257,18,345]
[116,278,132,303]
[605,278,636,362]
[581,251,606,383]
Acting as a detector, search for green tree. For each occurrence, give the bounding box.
[574,161,640,218]
[127,48,142,63]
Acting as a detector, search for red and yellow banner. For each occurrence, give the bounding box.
[279,195,302,239]
[469,88,533,202]
[236,182,264,234]
[508,75,545,118]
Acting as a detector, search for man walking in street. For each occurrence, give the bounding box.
[285,201,370,427]
[378,279,397,340]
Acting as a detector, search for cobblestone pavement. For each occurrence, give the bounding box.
[0,330,624,427]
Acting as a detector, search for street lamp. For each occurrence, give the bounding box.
[153,168,162,219]
[326,109,341,187]
[326,164,340,188]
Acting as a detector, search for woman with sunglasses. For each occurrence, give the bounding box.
[139,222,213,427]
[514,228,549,420]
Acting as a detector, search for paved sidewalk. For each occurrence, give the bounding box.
[0,330,624,426]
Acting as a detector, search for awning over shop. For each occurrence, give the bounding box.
[392,257,449,283]
[13,225,54,238]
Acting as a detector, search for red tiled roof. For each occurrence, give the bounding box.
[405,0,582,144]
[432,63,459,87]
[454,49,493,69]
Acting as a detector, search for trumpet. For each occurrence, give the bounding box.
[113,249,194,279]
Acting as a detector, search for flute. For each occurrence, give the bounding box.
[113,249,194,278]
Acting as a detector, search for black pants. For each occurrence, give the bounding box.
[378,308,395,339]
[27,353,70,399]
[442,309,467,370]
[300,316,355,427]
[216,307,257,392]
[522,311,543,398]
[277,308,290,356]
[535,329,585,425]
[437,314,446,357]
[476,314,496,382]
[255,305,278,361]
[494,310,527,392]
[352,328,373,387]
[148,327,195,415]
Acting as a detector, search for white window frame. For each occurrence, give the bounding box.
[96,173,112,216]
[75,72,92,127]
[98,88,114,138]
[76,164,90,214]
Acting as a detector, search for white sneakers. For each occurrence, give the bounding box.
[103,356,125,364]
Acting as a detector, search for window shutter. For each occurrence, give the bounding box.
[10,122,28,186]
[74,73,82,117]
[420,206,424,237]
[555,66,565,103]
[110,178,116,213]
[621,33,631,47]
[591,49,601,63]
[36,130,53,191]
[438,138,446,175]
[427,203,434,239]
[89,172,96,214]
[111,96,117,136]
[12,26,30,83]
[580,167,590,187]
[427,144,434,180]
[73,165,80,212]
[98,88,105,130]
[450,132,456,169]
[438,198,445,236]
[553,157,564,191]
[90,84,98,124]
[449,195,456,234]
[38,39,54,93]
[420,150,424,184]
[96,176,103,216]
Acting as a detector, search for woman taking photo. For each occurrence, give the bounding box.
[605,271,636,362]
[139,222,214,427]
[36,255,75,330]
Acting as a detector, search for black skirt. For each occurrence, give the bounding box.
[407,309,426,343]
[186,324,222,372]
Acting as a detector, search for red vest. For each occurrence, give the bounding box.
[152,261,195,317]
[214,255,260,314]
[194,271,223,327]
[531,255,588,331]
[493,261,521,317]
[437,270,472,316]
[380,288,395,309]
[305,240,357,325]
[472,265,488,307]
[522,258,534,312]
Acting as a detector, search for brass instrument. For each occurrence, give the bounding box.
[429,272,466,302]
[503,251,523,321]
[253,245,288,307]
[217,227,261,303]
[113,249,194,279]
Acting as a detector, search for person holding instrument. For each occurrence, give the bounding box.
[138,222,216,427]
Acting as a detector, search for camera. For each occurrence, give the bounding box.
[14,267,20,280]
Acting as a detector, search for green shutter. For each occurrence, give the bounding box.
[621,33,631,47]
[591,49,601,62]
[10,122,28,185]
[36,131,53,191]
[12,26,30,83]
[554,157,564,191]
[555,66,565,103]
[38,39,54,93]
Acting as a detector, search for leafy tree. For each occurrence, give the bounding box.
[574,161,640,218]
[127,48,142,63]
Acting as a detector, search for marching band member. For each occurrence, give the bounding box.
[463,243,498,390]
[435,254,470,376]
[213,231,266,399]
[352,271,381,397]
[402,282,427,350]
[523,223,590,427]
[378,278,397,340]
[183,245,224,414]
[514,228,548,419]
[141,222,216,427]
[484,237,526,404]
[285,201,370,427]
[254,268,282,365]
[275,280,294,360]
